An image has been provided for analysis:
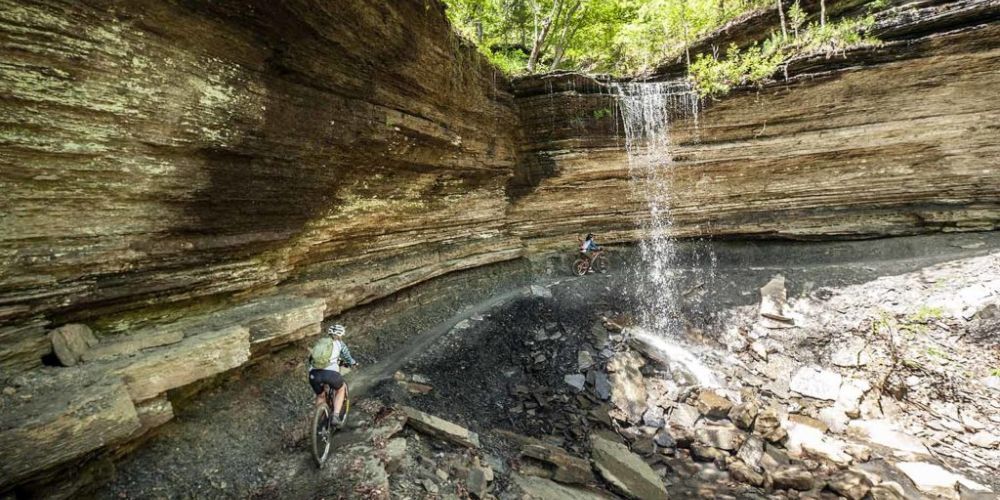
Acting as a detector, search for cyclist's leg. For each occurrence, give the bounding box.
[308,369,326,407]
[322,371,346,416]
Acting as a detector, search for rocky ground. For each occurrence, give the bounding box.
[85,234,999,499]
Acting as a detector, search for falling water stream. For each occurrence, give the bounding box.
[613,80,721,388]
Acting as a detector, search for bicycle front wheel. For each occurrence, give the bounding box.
[312,403,333,467]
[593,255,609,273]
[572,258,589,276]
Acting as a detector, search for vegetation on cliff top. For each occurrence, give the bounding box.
[444,0,883,95]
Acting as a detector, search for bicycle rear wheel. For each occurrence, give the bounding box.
[312,403,332,466]
[572,258,589,276]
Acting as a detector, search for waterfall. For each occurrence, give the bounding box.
[613,80,699,334]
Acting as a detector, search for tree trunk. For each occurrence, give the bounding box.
[549,0,582,70]
[527,0,562,73]
[820,0,826,27]
[776,0,787,38]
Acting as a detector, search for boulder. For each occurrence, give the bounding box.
[401,406,480,448]
[736,435,765,471]
[521,442,594,485]
[786,420,852,466]
[593,371,611,400]
[728,401,759,430]
[818,407,850,434]
[383,438,407,473]
[670,403,701,428]
[728,459,764,487]
[608,353,646,423]
[695,422,746,451]
[467,466,490,498]
[895,461,993,499]
[770,467,814,491]
[510,473,614,500]
[846,420,929,459]
[667,403,700,446]
[759,275,794,324]
[0,373,141,489]
[827,470,871,500]
[653,429,675,448]
[789,366,842,401]
[48,324,99,366]
[694,389,733,418]
[753,407,787,443]
[642,406,665,428]
[868,482,906,500]
[759,444,791,473]
[690,444,728,463]
[578,350,595,371]
[788,414,829,433]
[564,374,586,391]
[589,434,668,499]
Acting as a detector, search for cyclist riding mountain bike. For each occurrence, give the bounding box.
[308,324,357,426]
[580,233,602,270]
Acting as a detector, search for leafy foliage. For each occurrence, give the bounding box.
[689,11,880,97]
[443,0,882,92]
[443,0,772,76]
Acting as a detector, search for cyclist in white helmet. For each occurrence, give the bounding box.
[308,323,357,425]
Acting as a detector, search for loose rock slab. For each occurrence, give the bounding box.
[521,442,594,484]
[113,325,251,402]
[401,406,480,448]
[511,473,614,500]
[789,365,842,401]
[895,461,993,499]
[0,374,140,489]
[589,434,667,500]
[81,328,184,362]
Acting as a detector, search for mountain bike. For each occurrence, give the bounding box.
[312,381,350,466]
[572,250,608,276]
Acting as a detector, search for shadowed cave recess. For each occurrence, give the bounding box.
[0,0,998,499]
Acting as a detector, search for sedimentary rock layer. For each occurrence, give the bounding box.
[510,11,1000,250]
[0,0,521,341]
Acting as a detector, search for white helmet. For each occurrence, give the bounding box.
[326,324,346,337]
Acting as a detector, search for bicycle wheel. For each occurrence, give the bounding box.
[339,384,351,427]
[312,403,332,467]
[572,258,589,276]
[593,255,609,273]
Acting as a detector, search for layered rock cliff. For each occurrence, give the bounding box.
[1,0,520,364]
[510,1,1000,250]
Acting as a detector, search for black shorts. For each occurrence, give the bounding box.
[309,369,344,394]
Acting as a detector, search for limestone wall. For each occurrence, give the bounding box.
[1,0,522,366]
[509,8,1000,251]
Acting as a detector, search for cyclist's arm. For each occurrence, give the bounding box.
[339,344,358,367]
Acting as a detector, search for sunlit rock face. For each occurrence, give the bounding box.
[0,0,521,345]
[510,10,1000,251]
